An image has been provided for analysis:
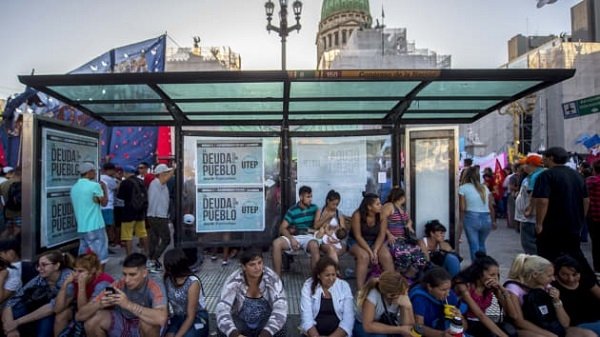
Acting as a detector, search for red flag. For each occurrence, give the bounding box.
[493,159,506,200]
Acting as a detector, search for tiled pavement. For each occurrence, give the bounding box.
[104,219,595,336]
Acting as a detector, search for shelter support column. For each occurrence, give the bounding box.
[391,124,405,187]
[174,123,183,247]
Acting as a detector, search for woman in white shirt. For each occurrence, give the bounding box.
[458,167,496,261]
[300,256,355,337]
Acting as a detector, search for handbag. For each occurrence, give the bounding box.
[22,284,54,312]
[378,293,399,326]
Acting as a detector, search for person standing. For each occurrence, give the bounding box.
[70,163,109,265]
[146,164,174,272]
[458,166,496,261]
[533,146,594,279]
[514,154,544,255]
[586,159,600,272]
[100,162,119,247]
[117,166,149,257]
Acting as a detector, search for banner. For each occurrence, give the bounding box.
[196,140,263,185]
[40,189,78,248]
[41,127,99,247]
[43,128,99,188]
[2,35,166,167]
[196,186,264,232]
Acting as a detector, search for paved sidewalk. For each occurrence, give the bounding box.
[103,219,595,336]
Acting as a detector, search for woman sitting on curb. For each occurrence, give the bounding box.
[1,250,73,337]
[300,256,354,337]
[354,271,415,337]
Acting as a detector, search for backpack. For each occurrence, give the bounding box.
[128,178,148,213]
[4,182,21,212]
[521,288,566,337]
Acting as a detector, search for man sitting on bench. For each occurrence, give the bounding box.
[272,186,320,276]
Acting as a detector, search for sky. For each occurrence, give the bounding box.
[0,0,582,98]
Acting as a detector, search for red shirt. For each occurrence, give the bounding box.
[587,175,600,221]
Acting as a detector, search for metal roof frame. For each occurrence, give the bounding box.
[19,68,575,127]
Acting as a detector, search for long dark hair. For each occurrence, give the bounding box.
[455,252,499,285]
[163,248,194,284]
[310,256,338,295]
[357,191,380,224]
[324,189,341,209]
[386,186,406,204]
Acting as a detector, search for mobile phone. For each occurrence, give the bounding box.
[105,286,116,294]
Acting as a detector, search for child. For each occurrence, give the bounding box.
[316,225,347,251]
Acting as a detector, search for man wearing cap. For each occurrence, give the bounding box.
[146,164,174,272]
[70,162,109,265]
[117,165,149,257]
[514,154,544,254]
[533,147,594,278]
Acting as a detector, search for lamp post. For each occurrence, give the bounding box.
[265,0,303,70]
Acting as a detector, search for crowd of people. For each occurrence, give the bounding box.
[0,145,597,336]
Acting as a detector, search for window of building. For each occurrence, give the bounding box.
[328,34,332,48]
[334,32,339,46]
[342,30,347,44]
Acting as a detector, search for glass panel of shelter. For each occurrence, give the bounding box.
[416,80,542,97]
[48,84,161,101]
[179,134,393,250]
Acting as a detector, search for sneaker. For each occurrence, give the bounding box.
[222,260,229,266]
[210,255,217,261]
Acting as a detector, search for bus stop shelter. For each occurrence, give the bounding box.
[18,68,574,256]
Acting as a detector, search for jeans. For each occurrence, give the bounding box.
[353,320,387,337]
[578,320,600,336]
[463,211,492,261]
[520,222,537,255]
[12,300,55,337]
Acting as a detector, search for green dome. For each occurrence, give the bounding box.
[321,0,371,20]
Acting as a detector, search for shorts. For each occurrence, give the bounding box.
[102,209,115,226]
[347,237,374,250]
[121,220,148,241]
[281,234,317,255]
[79,228,109,264]
[109,310,140,337]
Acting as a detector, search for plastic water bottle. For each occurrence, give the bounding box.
[448,317,464,337]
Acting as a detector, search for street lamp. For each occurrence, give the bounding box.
[265,0,302,70]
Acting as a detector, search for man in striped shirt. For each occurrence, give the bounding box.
[272,186,320,276]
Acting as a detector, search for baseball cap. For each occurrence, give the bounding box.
[154,164,173,175]
[78,162,96,175]
[123,165,137,174]
[525,153,543,167]
[2,167,14,174]
[183,214,195,225]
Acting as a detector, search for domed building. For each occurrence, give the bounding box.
[317,0,372,69]
[316,0,451,70]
